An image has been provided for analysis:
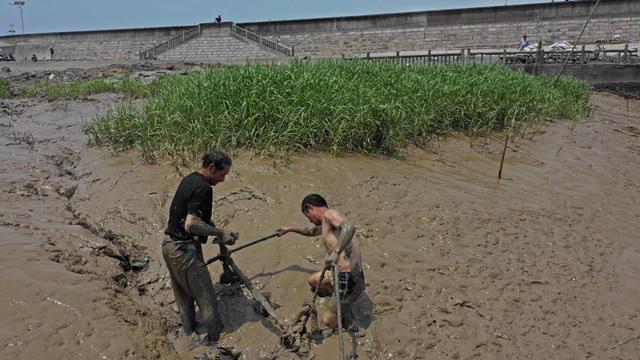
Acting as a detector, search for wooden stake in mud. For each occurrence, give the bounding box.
[498,132,510,179]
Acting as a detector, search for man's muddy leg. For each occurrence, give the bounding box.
[321,309,337,328]
[308,270,333,296]
[190,262,223,342]
[172,277,197,334]
[162,243,197,334]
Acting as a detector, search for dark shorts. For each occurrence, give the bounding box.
[328,270,365,312]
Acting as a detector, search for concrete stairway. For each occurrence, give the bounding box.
[157,23,286,61]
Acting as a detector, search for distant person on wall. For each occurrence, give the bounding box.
[518,35,530,50]
[31,54,37,62]
[50,47,54,60]
[215,14,222,23]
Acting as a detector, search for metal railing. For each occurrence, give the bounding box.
[356,46,639,66]
[231,24,294,57]
[470,46,639,65]
[139,25,201,60]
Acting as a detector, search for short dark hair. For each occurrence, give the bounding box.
[202,150,232,170]
[301,193,328,213]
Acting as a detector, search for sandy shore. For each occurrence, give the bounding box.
[1,65,639,359]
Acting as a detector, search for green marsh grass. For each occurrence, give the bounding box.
[84,61,590,162]
[21,77,147,101]
[0,77,11,98]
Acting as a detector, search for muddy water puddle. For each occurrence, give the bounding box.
[1,92,639,359]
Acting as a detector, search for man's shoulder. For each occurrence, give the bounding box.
[323,208,347,224]
[181,172,208,185]
[324,208,341,217]
[177,172,211,193]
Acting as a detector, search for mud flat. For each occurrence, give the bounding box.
[1,68,639,359]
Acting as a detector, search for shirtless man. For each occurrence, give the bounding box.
[277,193,365,328]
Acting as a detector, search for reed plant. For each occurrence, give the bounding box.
[84,61,590,162]
[22,80,49,97]
[0,77,12,98]
[21,77,147,101]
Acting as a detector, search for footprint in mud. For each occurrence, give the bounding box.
[168,331,241,360]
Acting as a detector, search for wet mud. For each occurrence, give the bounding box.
[1,71,639,359]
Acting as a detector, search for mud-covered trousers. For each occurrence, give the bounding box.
[162,236,223,341]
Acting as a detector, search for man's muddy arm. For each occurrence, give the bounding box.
[324,210,356,264]
[277,224,321,237]
[186,214,238,245]
[335,221,356,255]
[185,214,223,237]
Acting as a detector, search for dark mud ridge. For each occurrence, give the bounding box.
[593,82,640,99]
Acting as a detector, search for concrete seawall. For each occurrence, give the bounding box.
[0,0,638,61]
[0,25,194,61]
[240,0,640,57]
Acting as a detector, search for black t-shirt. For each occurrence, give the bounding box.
[164,172,213,242]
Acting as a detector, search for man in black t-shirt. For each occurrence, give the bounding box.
[163,150,239,350]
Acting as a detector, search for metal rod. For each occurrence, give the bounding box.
[223,249,285,329]
[334,269,345,360]
[205,232,280,266]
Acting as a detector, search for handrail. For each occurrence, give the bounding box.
[231,24,294,57]
[357,47,638,65]
[139,24,201,60]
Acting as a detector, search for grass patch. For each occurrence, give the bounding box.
[113,77,149,98]
[0,77,12,98]
[84,61,590,162]
[21,77,148,101]
[22,80,49,97]
[46,78,115,101]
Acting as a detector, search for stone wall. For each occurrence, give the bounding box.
[158,24,283,61]
[0,25,193,61]
[0,0,638,61]
[13,44,51,61]
[239,0,640,58]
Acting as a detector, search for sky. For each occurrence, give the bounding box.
[1,0,553,35]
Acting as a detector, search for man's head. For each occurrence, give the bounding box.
[301,193,328,225]
[201,150,232,186]
[523,34,527,39]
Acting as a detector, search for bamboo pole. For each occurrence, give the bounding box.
[498,132,509,179]
[555,0,601,83]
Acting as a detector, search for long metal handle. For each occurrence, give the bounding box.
[205,232,280,266]
[334,269,345,360]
